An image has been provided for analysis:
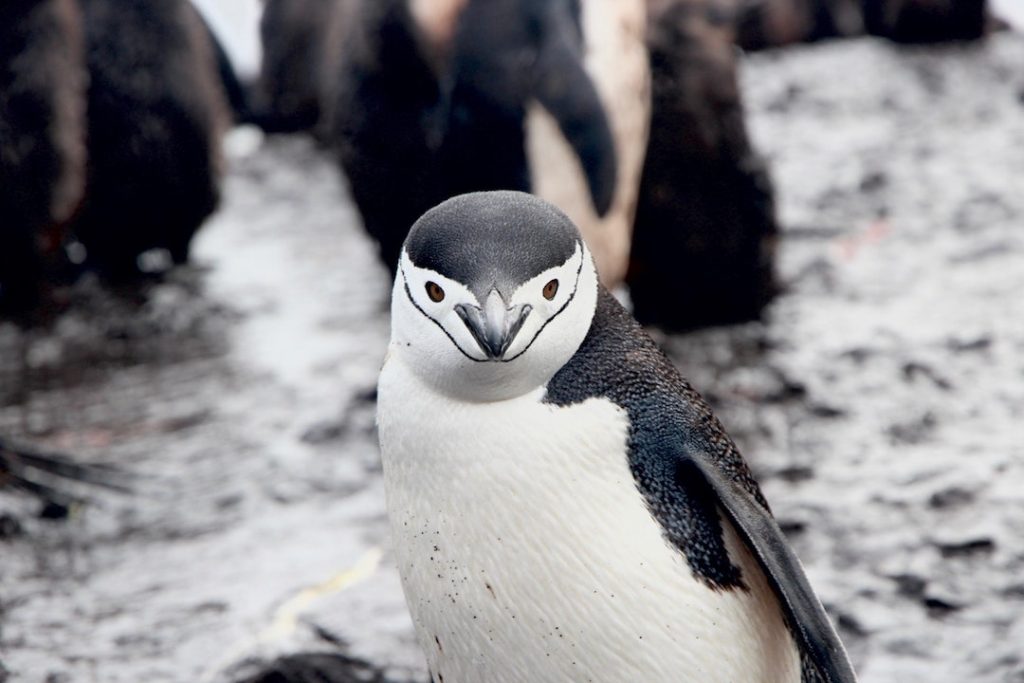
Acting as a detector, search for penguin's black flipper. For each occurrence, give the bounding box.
[531,8,617,217]
[682,455,857,683]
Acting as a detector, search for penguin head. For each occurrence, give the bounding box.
[391,191,598,402]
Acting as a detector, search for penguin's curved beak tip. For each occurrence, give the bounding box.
[455,293,532,360]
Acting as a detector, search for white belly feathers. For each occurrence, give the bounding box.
[378,357,802,683]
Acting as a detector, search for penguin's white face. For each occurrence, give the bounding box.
[387,192,599,403]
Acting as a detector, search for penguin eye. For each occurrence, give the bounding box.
[542,279,559,300]
[425,281,445,302]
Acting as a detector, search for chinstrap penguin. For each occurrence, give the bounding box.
[377,191,857,683]
[330,0,646,285]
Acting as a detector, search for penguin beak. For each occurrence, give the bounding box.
[455,290,532,360]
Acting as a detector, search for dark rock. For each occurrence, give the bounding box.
[39,500,71,520]
[891,573,927,599]
[837,611,868,638]
[947,336,992,353]
[886,412,937,445]
[302,420,347,445]
[0,513,24,539]
[928,487,975,509]
[859,170,888,193]
[234,653,415,683]
[923,596,962,617]
[902,362,953,391]
[1001,584,1024,599]
[778,519,807,536]
[809,403,846,419]
[936,538,996,558]
[776,465,815,483]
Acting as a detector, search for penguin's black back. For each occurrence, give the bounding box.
[73,0,228,279]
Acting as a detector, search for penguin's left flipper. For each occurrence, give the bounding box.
[530,11,617,217]
[683,455,858,683]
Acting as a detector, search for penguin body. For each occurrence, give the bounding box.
[256,0,342,133]
[734,0,990,48]
[378,192,856,683]
[0,0,87,317]
[628,0,778,330]
[332,0,443,277]
[331,0,641,283]
[73,0,229,280]
[525,0,650,287]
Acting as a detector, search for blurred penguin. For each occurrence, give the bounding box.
[443,0,650,287]
[863,0,992,42]
[626,0,778,331]
[331,0,647,285]
[735,0,864,49]
[735,0,996,49]
[255,0,344,133]
[0,0,87,318]
[72,0,231,281]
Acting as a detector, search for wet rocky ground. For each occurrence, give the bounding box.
[2,32,1024,683]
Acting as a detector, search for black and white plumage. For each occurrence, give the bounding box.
[378,191,856,683]
[331,0,646,283]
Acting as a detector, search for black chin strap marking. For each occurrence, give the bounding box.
[400,248,586,364]
[401,262,489,363]
[502,250,585,363]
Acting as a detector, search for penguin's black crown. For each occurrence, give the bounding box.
[404,191,581,301]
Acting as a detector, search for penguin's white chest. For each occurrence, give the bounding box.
[378,358,801,683]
